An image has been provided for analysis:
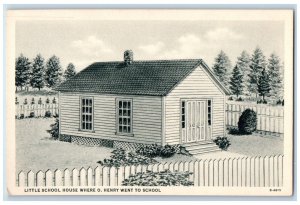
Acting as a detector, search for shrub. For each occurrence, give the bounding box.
[160,144,176,158]
[45,111,52,118]
[98,148,157,167]
[262,99,267,104]
[136,144,178,158]
[38,98,42,105]
[238,109,257,134]
[47,118,59,140]
[29,112,35,118]
[52,97,57,104]
[236,97,243,101]
[136,144,161,158]
[257,99,262,104]
[282,100,284,106]
[19,114,24,119]
[213,136,231,151]
[24,98,28,105]
[31,98,35,104]
[15,97,19,105]
[122,170,194,186]
[228,96,233,101]
[46,98,50,104]
[228,127,240,135]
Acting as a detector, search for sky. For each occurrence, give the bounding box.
[15,20,284,72]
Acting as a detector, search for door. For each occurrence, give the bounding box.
[181,100,207,143]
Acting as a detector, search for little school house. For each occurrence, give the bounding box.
[55,50,230,153]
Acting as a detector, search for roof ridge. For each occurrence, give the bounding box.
[90,59,202,64]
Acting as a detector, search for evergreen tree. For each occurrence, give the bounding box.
[229,65,244,98]
[15,54,31,91]
[248,47,266,98]
[64,63,76,80]
[267,53,283,98]
[212,50,232,87]
[30,54,45,90]
[236,51,251,94]
[258,68,271,101]
[45,55,63,88]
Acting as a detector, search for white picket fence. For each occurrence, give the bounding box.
[17,155,284,187]
[15,104,59,118]
[226,102,284,134]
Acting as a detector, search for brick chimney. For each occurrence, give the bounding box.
[124,50,133,65]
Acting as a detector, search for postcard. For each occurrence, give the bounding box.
[6,9,294,196]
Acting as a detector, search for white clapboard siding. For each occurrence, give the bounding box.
[17,155,284,187]
[60,93,163,145]
[225,102,284,134]
[165,66,225,144]
[15,103,59,118]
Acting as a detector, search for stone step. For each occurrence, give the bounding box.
[183,141,220,155]
[189,147,221,155]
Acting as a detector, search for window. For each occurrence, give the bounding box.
[117,99,132,134]
[181,101,185,128]
[207,100,212,126]
[81,97,93,131]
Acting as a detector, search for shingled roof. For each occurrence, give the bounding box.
[55,59,230,96]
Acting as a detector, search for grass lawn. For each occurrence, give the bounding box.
[16,119,284,173]
[16,118,113,173]
[226,133,283,157]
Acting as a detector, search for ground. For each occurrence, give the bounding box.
[16,118,284,173]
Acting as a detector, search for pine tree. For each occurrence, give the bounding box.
[15,54,31,91]
[229,65,244,98]
[30,54,45,90]
[258,68,271,101]
[64,63,76,80]
[248,47,266,98]
[236,51,251,94]
[45,55,63,88]
[212,50,232,87]
[267,53,283,98]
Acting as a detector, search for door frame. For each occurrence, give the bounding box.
[180,98,213,144]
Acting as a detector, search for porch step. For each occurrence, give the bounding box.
[183,141,221,155]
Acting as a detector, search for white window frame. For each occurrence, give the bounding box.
[79,96,94,132]
[116,98,133,136]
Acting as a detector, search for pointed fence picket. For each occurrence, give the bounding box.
[16,155,284,187]
[226,102,284,136]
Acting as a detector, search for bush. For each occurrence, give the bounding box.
[257,99,262,104]
[228,96,233,101]
[46,98,50,104]
[47,118,59,140]
[29,112,35,118]
[238,109,257,134]
[262,99,267,104]
[52,97,57,104]
[122,170,194,186]
[213,137,231,151]
[15,97,19,105]
[282,100,284,106]
[24,98,28,105]
[38,98,42,105]
[19,114,24,119]
[136,144,161,158]
[160,144,176,158]
[44,111,52,118]
[236,97,243,101]
[136,144,178,158]
[228,127,240,135]
[98,148,157,167]
[31,98,35,104]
